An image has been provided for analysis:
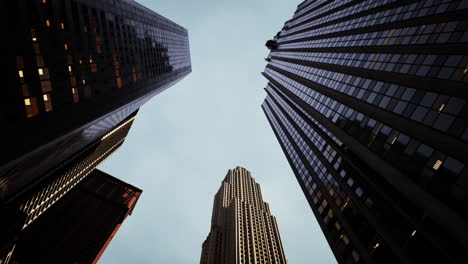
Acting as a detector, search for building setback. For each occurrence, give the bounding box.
[9,169,142,264]
[200,167,287,264]
[262,0,468,263]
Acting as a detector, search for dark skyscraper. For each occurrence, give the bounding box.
[200,167,287,264]
[2,0,191,204]
[9,169,142,264]
[1,0,190,261]
[262,1,468,263]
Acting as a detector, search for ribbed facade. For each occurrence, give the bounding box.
[0,111,136,262]
[10,169,142,264]
[262,1,468,264]
[200,167,287,264]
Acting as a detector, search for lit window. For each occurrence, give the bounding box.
[18,70,24,78]
[390,136,397,145]
[433,160,443,170]
[411,230,417,237]
[79,59,83,64]
[24,97,39,117]
[89,57,93,63]
[68,65,72,72]
[373,242,380,249]
[60,22,65,29]
[43,94,52,111]
[46,20,51,27]
[64,43,68,50]
[32,37,37,41]
[42,0,47,3]
[38,68,43,76]
[82,79,86,84]
[72,88,79,103]
[438,104,445,112]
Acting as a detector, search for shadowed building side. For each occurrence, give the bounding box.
[262,0,468,263]
[9,169,142,264]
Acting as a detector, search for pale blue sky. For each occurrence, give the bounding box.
[99,0,336,263]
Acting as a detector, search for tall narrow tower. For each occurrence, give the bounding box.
[200,167,287,264]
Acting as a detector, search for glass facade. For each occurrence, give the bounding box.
[2,0,191,203]
[262,1,468,263]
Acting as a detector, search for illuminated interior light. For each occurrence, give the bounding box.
[438,104,445,112]
[18,70,24,78]
[433,160,443,170]
[72,88,76,94]
[43,94,49,101]
[46,19,51,27]
[68,65,72,72]
[64,43,68,50]
[60,22,65,29]
[411,230,417,237]
[390,136,397,145]
[32,37,37,41]
[82,79,86,84]
[373,242,380,249]
[24,98,31,106]
[38,68,43,75]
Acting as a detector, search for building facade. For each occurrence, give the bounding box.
[9,169,142,264]
[200,167,287,264]
[2,0,191,204]
[0,111,137,262]
[262,1,468,263]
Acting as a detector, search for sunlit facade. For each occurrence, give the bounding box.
[200,167,287,264]
[262,0,468,263]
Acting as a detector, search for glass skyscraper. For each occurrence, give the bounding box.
[1,0,190,261]
[2,0,191,204]
[262,0,468,263]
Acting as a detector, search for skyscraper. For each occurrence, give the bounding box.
[200,167,287,264]
[0,110,137,262]
[2,0,190,261]
[9,169,142,264]
[2,0,191,204]
[262,1,468,263]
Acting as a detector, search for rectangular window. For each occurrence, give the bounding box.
[18,70,24,78]
[43,94,52,111]
[72,88,79,103]
[24,97,39,117]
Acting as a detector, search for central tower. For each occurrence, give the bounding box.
[200,167,287,264]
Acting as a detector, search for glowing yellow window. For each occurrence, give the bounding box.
[433,160,443,170]
[38,68,44,76]
[24,97,39,117]
[43,94,53,112]
[72,88,79,103]
[42,0,47,3]
[60,22,65,29]
[68,65,72,72]
[46,20,51,27]
[18,70,24,78]
[438,104,445,112]
[64,43,68,50]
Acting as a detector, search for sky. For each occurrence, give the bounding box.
[98,0,336,263]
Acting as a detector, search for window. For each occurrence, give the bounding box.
[46,19,51,27]
[433,160,443,170]
[38,68,43,76]
[24,97,39,117]
[18,70,24,78]
[43,94,52,111]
